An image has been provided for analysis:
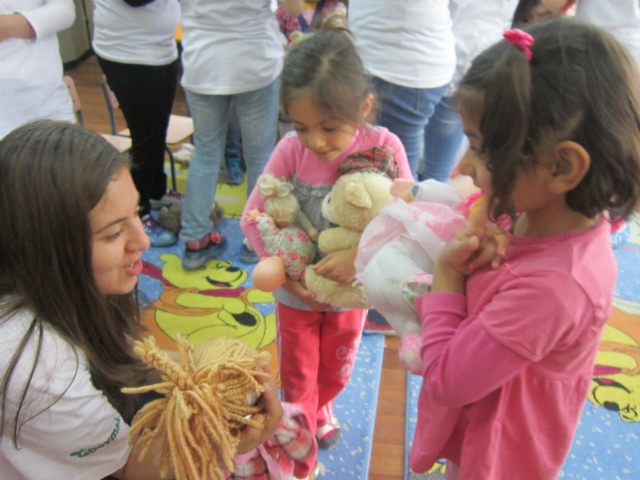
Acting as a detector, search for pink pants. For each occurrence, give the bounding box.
[275,302,366,478]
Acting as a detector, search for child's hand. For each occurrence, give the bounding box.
[313,246,358,285]
[438,202,508,276]
[236,363,283,455]
[284,276,331,311]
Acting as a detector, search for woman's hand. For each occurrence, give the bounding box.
[313,246,358,285]
[236,364,283,455]
[283,276,331,311]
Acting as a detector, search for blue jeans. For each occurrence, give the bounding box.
[372,76,448,180]
[422,95,465,183]
[180,77,280,243]
[225,100,243,160]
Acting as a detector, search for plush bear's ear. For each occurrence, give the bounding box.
[344,180,373,209]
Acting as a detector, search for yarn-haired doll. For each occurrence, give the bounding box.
[246,173,319,292]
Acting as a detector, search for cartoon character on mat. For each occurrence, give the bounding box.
[589,302,640,422]
[141,254,276,350]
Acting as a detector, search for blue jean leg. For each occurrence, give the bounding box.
[371,77,447,179]
[180,78,280,243]
[180,90,231,243]
[234,77,280,196]
[421,95,465,183]
[225,100,243,160]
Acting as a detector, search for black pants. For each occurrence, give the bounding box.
[97,56,179,215]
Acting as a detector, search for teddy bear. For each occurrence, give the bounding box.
[354,177,482,374]
[157,200,225,236]
[301,169,395,309]
[247,173,319,292]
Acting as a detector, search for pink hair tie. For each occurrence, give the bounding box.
[503,29,535,61]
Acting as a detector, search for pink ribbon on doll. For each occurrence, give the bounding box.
[503,29,535,61]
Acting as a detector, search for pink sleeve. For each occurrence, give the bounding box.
[415,292,530,408]
[240,136,299,259]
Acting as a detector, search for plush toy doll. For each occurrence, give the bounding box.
[354,178,482,375]
[247,173,319,292]
[124,335,317,480]
[157,200,225,236]
[299,145,401,309]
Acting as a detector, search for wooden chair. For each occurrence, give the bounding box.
[99,75,193,191]
[63,75,133,152]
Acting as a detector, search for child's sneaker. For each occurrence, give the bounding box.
[294,461,325,480]
[141,214,177,248]
[316,417,340,449]
[182,232,227,270]
[223,156,245,185]
[149,189,184,210]
[239,242,259,264]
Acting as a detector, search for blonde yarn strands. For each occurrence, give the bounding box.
[122,335,272,480]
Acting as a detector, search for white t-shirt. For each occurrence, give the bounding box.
[0,0,76,140]
[0,309,131,480]
[446,0,519,95]
[92,0,180,66]
[179,0,284,95]
[575,0,640,69]
[348,0,456,89]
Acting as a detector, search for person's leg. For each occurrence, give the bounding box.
[223,100,245,185]
[179,89,230,268]
[98,57,179,247]
[233,77,280,262]
[276,302,322,479]
[233,76,280,198]
[97,57,178,214]
[371,76,447,180]
[421,95,464,183]
[315,308,367,447]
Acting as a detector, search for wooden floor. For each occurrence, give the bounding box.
[65,54,409,480]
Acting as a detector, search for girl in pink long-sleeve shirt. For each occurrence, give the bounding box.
[240,28,412,480]
[410,19,640,480]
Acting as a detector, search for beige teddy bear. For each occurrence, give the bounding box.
[302,171,394,309]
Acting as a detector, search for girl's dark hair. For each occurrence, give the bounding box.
[0,121,149,445]
[455,18,640,220]
[280,22,371,127]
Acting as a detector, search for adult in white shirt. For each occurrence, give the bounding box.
[0,0,76,140]
[421,0,519,182]
[178,0,302,270]
[574,0,640,69]
[348,0,456,180]
[93,0,181,249]
[0,120,282,480]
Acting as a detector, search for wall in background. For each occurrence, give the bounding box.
[58,0,94,65]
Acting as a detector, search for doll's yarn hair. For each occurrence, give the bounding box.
[122,335,271,480]
[257,173,299,225]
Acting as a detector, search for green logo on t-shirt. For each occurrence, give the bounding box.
[70,415,121,458]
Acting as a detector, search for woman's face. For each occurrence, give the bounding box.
[90,167,150,295]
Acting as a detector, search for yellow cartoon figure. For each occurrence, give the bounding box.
[141,254,276,350]
[590,301,640,423]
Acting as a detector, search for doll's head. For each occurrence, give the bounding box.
[257,173,299,227]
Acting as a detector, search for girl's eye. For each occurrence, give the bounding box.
[294,127,307,133]
[106,230,124,240]
[323,126,336,133]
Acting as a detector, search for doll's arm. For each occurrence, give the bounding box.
[294,210,319,242]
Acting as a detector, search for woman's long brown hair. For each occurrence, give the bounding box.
[0,121,149,446]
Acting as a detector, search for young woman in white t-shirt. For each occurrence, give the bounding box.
[0,121,282,480]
